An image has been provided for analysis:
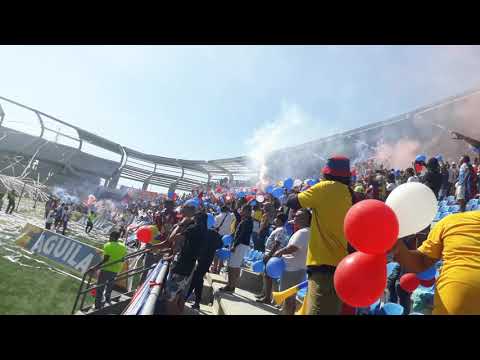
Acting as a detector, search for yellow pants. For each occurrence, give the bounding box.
[433,281,480,315]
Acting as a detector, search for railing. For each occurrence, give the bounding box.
[71,241,170,315]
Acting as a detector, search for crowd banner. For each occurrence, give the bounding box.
[15,223,129,290]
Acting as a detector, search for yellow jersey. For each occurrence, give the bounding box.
[298,180,352,267]
[418,211,480,315]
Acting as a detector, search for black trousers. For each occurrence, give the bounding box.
[6,200,15,214]
[186,257,215,305]
[85,221,94,233]
[95,270,117,309]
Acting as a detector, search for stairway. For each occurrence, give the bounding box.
[183,269,281,316]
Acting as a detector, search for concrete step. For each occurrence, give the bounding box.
[237,268,265,294]
[183,302,216,316]
[212,281,281,315]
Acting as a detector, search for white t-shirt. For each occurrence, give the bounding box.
[214,212,234,237]
[282,227,310,272]
[265,227,288,252]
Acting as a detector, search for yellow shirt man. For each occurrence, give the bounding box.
[417,211,480,315]
[298,180,352,267]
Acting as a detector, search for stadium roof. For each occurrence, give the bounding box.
[0,96,257,191]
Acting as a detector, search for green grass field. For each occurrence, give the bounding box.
[0,198,100,315]
[0,256,94,315]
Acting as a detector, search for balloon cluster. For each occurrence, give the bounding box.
[334,182,438,308]
[399,264,436,293]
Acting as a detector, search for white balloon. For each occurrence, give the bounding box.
[256,194,265,203]
[293,179,303,187]
[385,182,438,238]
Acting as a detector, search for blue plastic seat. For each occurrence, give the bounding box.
[369,299,382,315]
[244,249,254,260]
[449,205,461,213]
[439,205,450,213]
[467,198,479,206]
[439,212,450,219]
[438,200,448,207]
[379,302,404,315]
[433,213,442,222]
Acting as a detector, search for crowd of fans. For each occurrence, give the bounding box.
[39,150,480,315]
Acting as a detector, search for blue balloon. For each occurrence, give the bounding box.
[251,260,265,273]
[271,187,284,199]
[265,185,274,194]
[283,178,294,190]
[216,248,231,261]
[250,200,257,206]
[417,265,436,280]
[266,257,285,279]
[306,179,316,187]
[222,234,233,247]
[237,191,246,198]
[207,213,215,229]
[184,199,198,208]
[435,154,443,162]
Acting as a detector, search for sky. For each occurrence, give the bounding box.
[2,45,480,185]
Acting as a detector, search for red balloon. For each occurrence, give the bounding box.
[136,226,152,244]
[344,200,399,255]
[415,163,423,174]
[400,273,420,293]
[334,252,387,308]
[419,278,436,287]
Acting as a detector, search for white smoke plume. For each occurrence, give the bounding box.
[246,103,336,188]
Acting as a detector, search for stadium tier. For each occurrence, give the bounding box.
[1,88,479,191]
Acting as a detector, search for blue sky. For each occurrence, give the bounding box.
[1,45,480,164]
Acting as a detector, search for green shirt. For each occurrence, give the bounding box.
[102,241,127,273]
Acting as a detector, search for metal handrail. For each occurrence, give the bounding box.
[140,261,169,315]
[71,241,171,314]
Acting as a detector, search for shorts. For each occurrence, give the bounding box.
[280,269,306,292]
[456,183,466,200]
[164,273,192,302]
[229,243,250,268]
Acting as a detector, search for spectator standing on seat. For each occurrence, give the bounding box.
[255,213,288,304]
[219,204,253,293]
[92,230,127,310]
[5,189,17,214]
[456,155,472,212]
[450,162,459,195]
[423,157,443,199]
[287,156,354,315]
[185,214,223,310]
[272,209,311,315]
[439,163,450,201]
